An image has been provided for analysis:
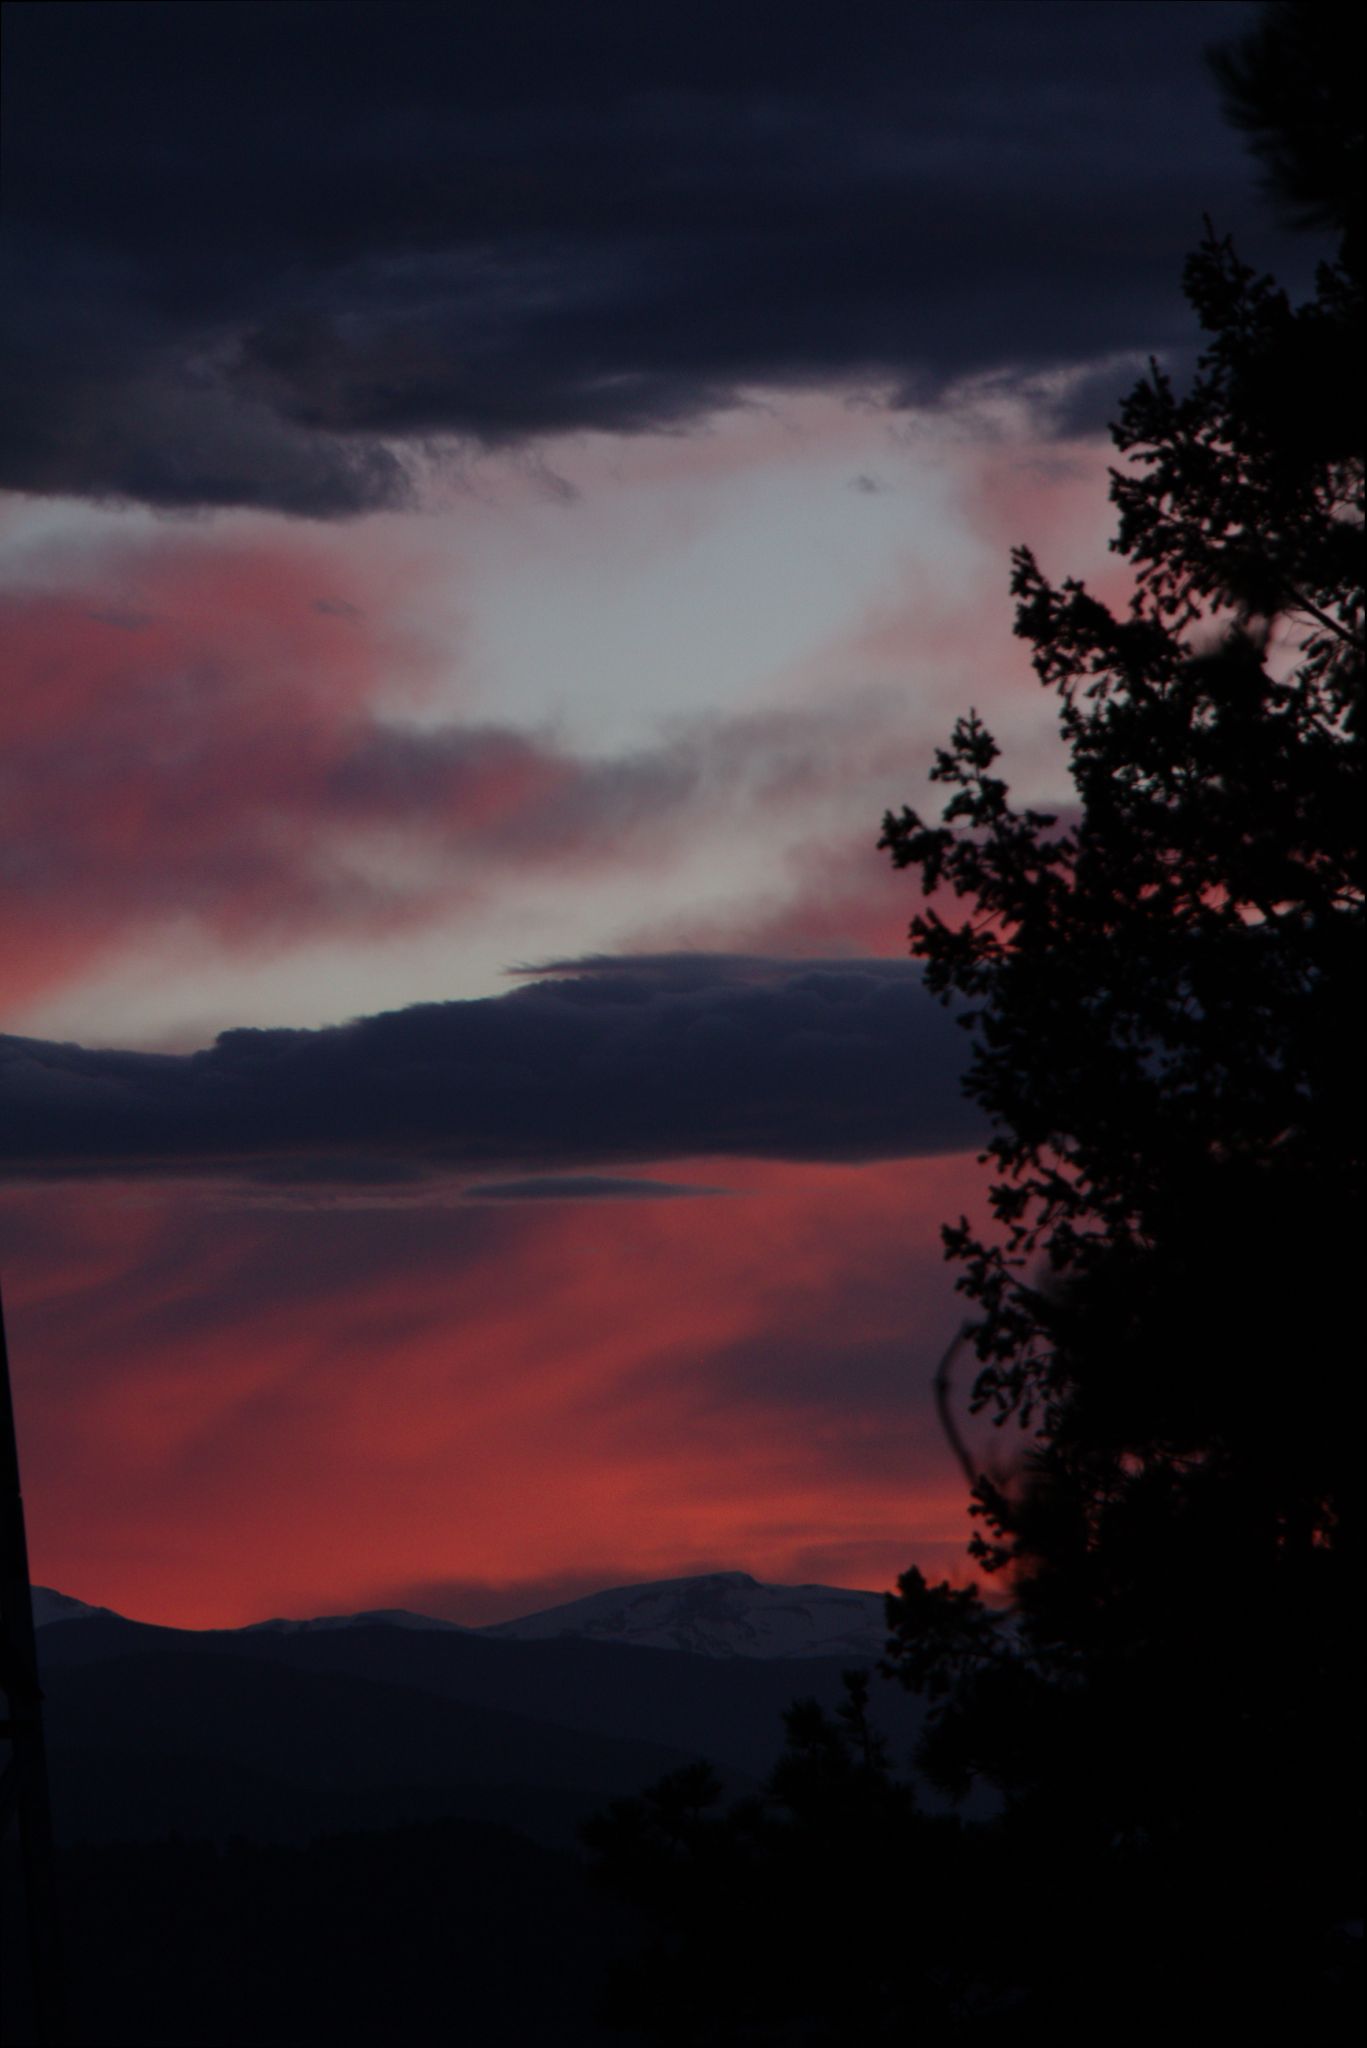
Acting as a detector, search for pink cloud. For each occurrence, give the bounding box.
[1,407,1126,1039]
[2,531,433,996]
[0,522,1007,1019]
[624,825,919,959]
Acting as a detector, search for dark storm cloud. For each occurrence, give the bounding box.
[0,956,979,1182]
[0,0,1291,515]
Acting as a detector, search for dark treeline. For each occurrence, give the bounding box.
[587,6,1364,2039]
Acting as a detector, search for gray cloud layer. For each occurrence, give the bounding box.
[1,1,1291,515]
[0,956,979,1182]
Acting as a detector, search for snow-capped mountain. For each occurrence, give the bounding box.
[482,1571,889,1660]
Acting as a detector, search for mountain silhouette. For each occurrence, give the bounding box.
[13,1577,930,2045]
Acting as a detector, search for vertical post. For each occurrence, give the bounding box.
[0,1280,65,2047]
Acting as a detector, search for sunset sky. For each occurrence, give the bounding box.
[0,1,1296,1627]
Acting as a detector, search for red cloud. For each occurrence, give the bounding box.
[2,1153,993,1628]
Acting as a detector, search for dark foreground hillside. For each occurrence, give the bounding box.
[4,1611,928,2045]
[3,1821,649,2047]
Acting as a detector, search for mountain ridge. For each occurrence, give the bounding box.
[33,1568,892,1661]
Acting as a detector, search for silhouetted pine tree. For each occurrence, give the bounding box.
[877,1,1363,2028]
[591,9,1363,2035]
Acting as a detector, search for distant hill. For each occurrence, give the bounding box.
[35,1615,929,1822]
[41,1645,710,1849]
[31,1573,938,1850]
[243,1605,470,1635]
